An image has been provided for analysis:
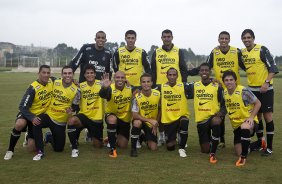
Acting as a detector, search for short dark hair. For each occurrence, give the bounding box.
[241,29,255,39]
[218,31,230,38]
[39,65,50,72]
[222,70,237,82]
[140,73,152,82]
[166,67,178,75]
[162,29,173,36]
[96,31,106,38]
[199,62,210,70]
[125,30,136,37]
[83,64,96,74]
[61,65,73,74]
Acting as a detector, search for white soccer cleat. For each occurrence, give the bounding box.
[71,149,79,158]
[33,152,44,161]
[136,140,142,149]
[178,149,187,158]
[4,151,14,160]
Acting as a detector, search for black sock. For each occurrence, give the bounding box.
[131,126,141,150]
[256,120,264,145]
[241,129,251,157]
[8,128,21,152]
[210,124,221,154]
[179,119,189,149]
[67,125,78,149]
[107,123,117,149]
[266,121,274,150]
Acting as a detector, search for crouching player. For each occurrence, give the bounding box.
[99,71,132,158]
[130,73,161,157]
[186,63,225,163]
[222,70,261,166]
[67,64,104,158]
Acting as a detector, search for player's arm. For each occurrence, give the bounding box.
[151,51,157,86]
[112,50,120,72]
[216,86,226,117]
[179,49,188,82]
[71,88,81,114]
[142,49,151,74]
[68,44,85,72]
[242,88,261,124]
[19,85,37,122]
[237,49,246,71]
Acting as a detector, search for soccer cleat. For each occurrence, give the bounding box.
[71,149,79,158]
[4,151,14,160]
[33,151,44,161]
[178,149,187,158]
[109,149,117,158]
[44,131,53,144]
[136,140,142,149]
[261,148,272,156]
[22,132,28,147]
[235,157,246,167]
[130,149,138,157]
[209,153,217,164]
[84,129,92,142]
[157,136,165,146]
[260,138,267,151]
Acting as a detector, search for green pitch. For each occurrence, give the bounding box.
[0,72,281,184]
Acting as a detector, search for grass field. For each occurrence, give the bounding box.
[0,71,281,184]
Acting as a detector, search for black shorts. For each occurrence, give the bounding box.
[105,113,130,140]
[197,119,212,145]
[16,112,34,139]
[142,123,157,143]
[75,113,103,142]
[163,117,188,143]
[37,113,66,152]
[252,89,274,113]
[233,124,258,145]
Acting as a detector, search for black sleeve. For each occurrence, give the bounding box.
[237,49,246,71]
[19,85,36,122]
[106,52,113,78]
[142,49,151,74]
[206,51,214,68]
[68,45,85,72]
[179,49,188,83]
[260,46,279,74]
[218,87,226,115]
[151,51,157,85]
[99,87,112,101]
[187,67,200,76]
[113,50,119,72]
[184,82,194,99]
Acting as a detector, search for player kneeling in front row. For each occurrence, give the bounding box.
[99,71,132,158]
[130,73,161,157]
[67,64,104,158]
[186,63,225,163]
[32,66,80,161]
[4,65,53,160]
[159,68,190,157]
[222,70,261,166]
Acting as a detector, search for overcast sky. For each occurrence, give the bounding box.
[1,0,281,56]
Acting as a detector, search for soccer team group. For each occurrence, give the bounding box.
[3,29,279,167]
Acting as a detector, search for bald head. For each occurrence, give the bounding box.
[114,71,127,89]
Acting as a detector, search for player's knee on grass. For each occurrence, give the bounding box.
[132,120,142,128]
[148,141,157,151]
[92,138,103,148]
[167,141,176,151]
[117,135,128,148]
[26,138,36,152]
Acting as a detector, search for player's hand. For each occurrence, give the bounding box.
[260,83,269,93]
[32,117,41,126]
[132,88,140,98]
[101,73,111,88]
[244,117,254,126]
[72,79,79,87]
[66,107,73,115]
[211,78,222,87]
[152,126,157,136]
[148,119,158,127]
